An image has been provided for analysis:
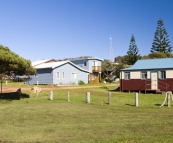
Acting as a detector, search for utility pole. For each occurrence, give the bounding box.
[110,37,113,62]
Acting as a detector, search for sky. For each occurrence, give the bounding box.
[0,0,173,62]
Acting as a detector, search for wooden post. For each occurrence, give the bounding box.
[0,78,2,93]
[108,92,111,105]
[135,92,138,107]
[86,92,90,103]
[67,91,70,102]
[18,88,21,95]
[36,90,38,98]
[50,91,53,100]
[167,92,170,107]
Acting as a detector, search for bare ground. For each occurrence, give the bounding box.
[1,84,117,93]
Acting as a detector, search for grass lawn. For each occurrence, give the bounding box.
[0,85,173,143]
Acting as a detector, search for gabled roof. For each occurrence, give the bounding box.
[121,58,173,71]
[35,61,90,73]
[70,57,103,61]
[32,59,56,67]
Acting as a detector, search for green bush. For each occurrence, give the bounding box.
[78,80,85,85]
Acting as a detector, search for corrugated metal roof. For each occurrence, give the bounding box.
[121,58,173,71]
[32,59,55,67]
[70,57,103,61]
[35,61,90,73]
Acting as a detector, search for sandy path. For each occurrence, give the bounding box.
[1,84,117,93]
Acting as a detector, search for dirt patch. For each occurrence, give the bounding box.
[1,84,117,93]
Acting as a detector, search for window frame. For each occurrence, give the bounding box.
[72,73,77,78]
[141,71,147,80]
[57,72,60,79]
[62,72,65,79]
[124,72,130,80]
[159,71,166,79]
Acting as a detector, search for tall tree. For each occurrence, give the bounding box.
[125,34,141,65]
[151,19,172,53]
[0,45,36,93]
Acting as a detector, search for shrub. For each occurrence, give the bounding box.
[78,80,85,85]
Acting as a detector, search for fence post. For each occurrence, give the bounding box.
[36,90,38,98]
[167,92,170,107]
[50,91,53,100]
[86,92,90,103]
[67,91,70,102]
[108,92,111,105]
[135,92,138,107]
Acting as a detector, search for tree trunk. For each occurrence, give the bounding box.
[0,77,2,93]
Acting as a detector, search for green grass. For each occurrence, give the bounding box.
[0,86,173,143]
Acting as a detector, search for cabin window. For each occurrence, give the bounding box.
[62,72,65,79]
[72,73,77,78]
[57,72,60,79]
[160,71,166,79]
[124,72,130,80]
[141,71,147,80]
[84,61,87,66]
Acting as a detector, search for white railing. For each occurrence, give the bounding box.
[145,79,169,91]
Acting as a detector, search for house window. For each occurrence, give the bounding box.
[124,72,130,80]
[72,73,77,78]
[84,61,87,66]
[62,72,65,79]
[57,72,60,79]
[141,71,147,80]
[160,71,166,79]
[93,61,97,66]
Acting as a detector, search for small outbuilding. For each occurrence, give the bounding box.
[120,58,173,93]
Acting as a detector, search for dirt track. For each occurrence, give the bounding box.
[1,84,117,93]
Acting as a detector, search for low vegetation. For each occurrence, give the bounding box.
[0,84,173,143]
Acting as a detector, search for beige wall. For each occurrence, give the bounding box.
[121,70,173,79]
[121,71,124,79]
[147,71,150,79]
[130,71,140,79]
[121,71,150,79]
[166,70,173,78]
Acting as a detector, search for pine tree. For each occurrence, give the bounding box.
[125,34,141,65]
[151,19,172,53]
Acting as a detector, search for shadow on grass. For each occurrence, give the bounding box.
[125,104,135,106]
[155,104,162,106]
[154,104,172,107]
[0,92,30,100]
[108,87,120,92]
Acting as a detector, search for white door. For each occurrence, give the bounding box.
[151,72,158,90]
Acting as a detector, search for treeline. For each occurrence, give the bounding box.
[0,45,36,78]
[115,19,172,65]
[102,19,172,79]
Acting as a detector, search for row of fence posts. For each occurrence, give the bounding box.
[35,90,113,105]
[34,91,171,107]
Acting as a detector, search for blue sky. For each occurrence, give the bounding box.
[0,0,173,62]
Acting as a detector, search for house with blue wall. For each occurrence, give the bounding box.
[26,61,90,85]
[70,57,103,83]
[120,58,173,93]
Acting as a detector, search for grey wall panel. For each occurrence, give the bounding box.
[53,63,88,85]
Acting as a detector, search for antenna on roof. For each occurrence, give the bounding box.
[110,37,113,62]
